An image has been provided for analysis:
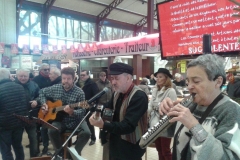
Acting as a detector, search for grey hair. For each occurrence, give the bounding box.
[187,54,226,86]
[50,67,61,76]
[175,73,182,78]
[40,63,49,70]
[0,68,10,81]
[16,68,30,75]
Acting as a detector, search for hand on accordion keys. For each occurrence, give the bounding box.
[139,94,196,149]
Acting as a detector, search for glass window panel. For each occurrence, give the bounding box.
[19,10,30,35]
[18,35,30,48]
[30,36,41,50]
[49,38,57,46]
[30,12,41,37]
[113,28,122,40]
[81,21,89,43]
[67,41,73,49]
[123,30,133,38]
[49,16,57,37]
[89,23,95,42]
[74,20,80,39]
[67,19,73,38]
[106,26,112,40]
[100,26,112,42]
[57,17,65,37]
[57,40,66,50]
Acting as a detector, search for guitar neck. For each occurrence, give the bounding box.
[55,102,80,112]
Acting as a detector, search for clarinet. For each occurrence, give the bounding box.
[139,95,196,149]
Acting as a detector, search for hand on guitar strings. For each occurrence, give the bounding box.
[41,103,48,115]
[30,100,38,108]
[159,97,199,130]
[63,105,74,115]
[89,114,104,129]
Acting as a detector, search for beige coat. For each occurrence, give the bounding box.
[148,87,177,128]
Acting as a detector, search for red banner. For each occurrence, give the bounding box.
[61,45,67,54]
[11,44,18,54]
[85,43,91,52]
[52,45,58,54]
[0,43,4,53]
[70,45,76,53]
[42,44,49,54]
[33,45,40,54]
[22,44,29,54]
[78,44,84,52]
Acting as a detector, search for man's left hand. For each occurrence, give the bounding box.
[30,100,38,108]
[64,105,74,115]
[89,114,104,128]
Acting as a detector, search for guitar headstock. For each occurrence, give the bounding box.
[78,101,90,109]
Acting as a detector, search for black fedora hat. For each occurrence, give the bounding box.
[154,68,172,79]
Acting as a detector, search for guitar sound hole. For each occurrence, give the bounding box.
[52,108,56,113]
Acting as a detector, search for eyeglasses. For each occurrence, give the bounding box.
[43,69,50,71]
[100,75,106,77]
[80,74,86,77]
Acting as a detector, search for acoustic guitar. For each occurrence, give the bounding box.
[38,100,89,122]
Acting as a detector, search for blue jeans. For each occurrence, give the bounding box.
[0,128,24,160]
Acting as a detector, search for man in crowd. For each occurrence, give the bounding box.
[39,67,90,157]
[159,54,240,159]
[15,68,40,158]
[95,71,113,106]
[33,63,51,154]
[89,63,148,160]
[78,70,99,145]
[0,68,28,160]
[49,67,61,85]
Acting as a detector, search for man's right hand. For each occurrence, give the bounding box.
[42,103,48,115]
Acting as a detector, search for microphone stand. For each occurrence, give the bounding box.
[51,103,97,160]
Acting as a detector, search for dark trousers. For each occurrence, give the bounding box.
[25,125,38,157]
[41,126,49,148]
[155,137,172,160]
[86,113,96,141]
[0,128,24,160]
[48,120,90,155]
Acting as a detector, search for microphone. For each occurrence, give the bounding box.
[87,87,109,104]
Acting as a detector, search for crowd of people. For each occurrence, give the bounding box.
[0,54,240,160]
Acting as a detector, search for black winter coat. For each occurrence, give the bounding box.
[15,79,40,117]
[32,73,51,89]
[81,78,99,100]
[0,79,28,130]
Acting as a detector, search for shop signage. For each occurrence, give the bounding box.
[33,45,40,54]
[11,44,18,54]
[42,44,49,54]
[11,56,20,69]
[20,55,32,69]
[0,43,5,53]
[41,54,68,60]
[22,44,29,54]
[72,33,160,59]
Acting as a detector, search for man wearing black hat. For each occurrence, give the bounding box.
[89,62,148,160]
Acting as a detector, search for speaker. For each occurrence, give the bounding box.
[203,34,212,53]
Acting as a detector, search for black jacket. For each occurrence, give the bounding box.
[51,76,61,86]
[0,79,28,130]
[81,78,99,100]
[32,73,51,89]
[15,79,40,117]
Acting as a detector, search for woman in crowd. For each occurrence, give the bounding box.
[148,68,177,160]
[159,54,240,160]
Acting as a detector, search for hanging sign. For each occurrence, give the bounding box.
[0,43,5,53]
[72,33,160,59]
[22,44,29,54]
[11,44,18,54]
[52,45,58,54]
[42,44,49,54]
[32,45,40,54]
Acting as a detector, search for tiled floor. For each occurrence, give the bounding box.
[1,127,159,160]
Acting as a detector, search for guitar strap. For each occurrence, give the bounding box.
[172,93,223,160]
